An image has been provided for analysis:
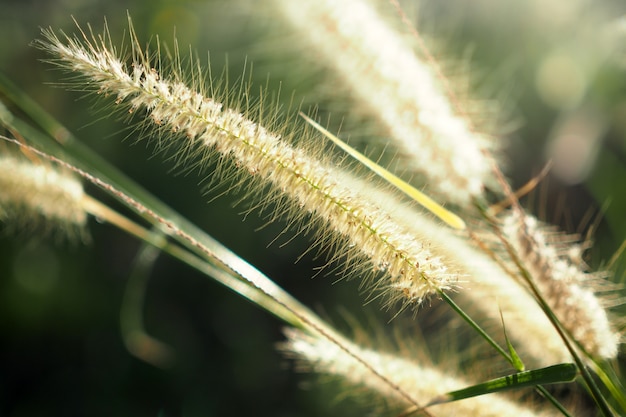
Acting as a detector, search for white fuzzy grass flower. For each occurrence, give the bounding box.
[36,16,620,373]
[0,153,87,235]
[37,22,465,307]
[37,20,597,367]
[501,211,621,360]
[449,232,573,366]
[273,0,498,206]
[272,0,621,364]
[386,200,573,365]
[281,327,558,417]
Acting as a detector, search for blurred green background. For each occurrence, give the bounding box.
[0,0,625,416]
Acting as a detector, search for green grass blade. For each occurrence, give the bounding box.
[120,237,176,368]
[500,309,525,372]
[427,363,577,406]
[301,113,466,230]
[592,361,626,414]
[440,292,512,364]
[536,385,575,417]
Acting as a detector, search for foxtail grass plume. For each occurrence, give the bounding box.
[385,200,574,365]
[501,211,621,360]
[281,327,558,417]
[0,152,87,236]
[37,20,465,308]
[450,235,573,366]
[273,0,499,206]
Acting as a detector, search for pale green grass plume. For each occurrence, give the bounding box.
[501,211,621,360]
[7,2,622,415]
[37,21,465,310]
[272,0,622,366]
[281,327,559,417]
[0,152,87,237]
[273,0,499,207]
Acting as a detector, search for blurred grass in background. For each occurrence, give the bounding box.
[0,0,625,416]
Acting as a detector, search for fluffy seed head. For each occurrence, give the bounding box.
[273,0,499,206]
[0,153,87,236]
[392,202,573,365]
[502,211,620,360]
[37,20,464,308]
[281,327,558,417]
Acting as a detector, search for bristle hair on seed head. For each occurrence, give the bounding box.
[388,199,574,365]
[281,327,560,417]
[0,152,87,240]
[37,18,467,311]
[272,0,501,207]
[501,211,621,360]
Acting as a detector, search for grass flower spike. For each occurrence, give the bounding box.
[37,20,463,308]
[281,327,558,417]
[15,9,624,415]
[501,211,621,360]
[0,152,87,236]
[274,0,499,206]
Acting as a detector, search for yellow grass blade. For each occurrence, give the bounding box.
[301,113,466,230]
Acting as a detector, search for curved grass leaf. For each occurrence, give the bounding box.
[300,113,466,230]
[427,363,577,406]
